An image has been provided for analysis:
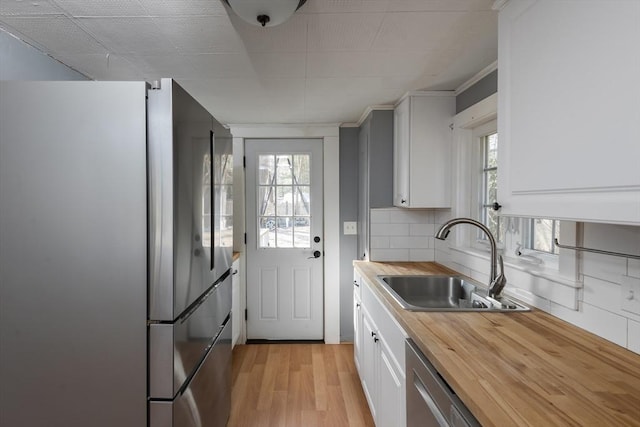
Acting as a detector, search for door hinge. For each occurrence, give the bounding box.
[243,156,246,168]
[244,309,247,321]
[244,233,247,245]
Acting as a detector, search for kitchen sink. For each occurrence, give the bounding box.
[376,275,529,312]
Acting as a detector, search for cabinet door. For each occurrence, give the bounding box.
[497,0,640,224]
[393,97,410,207]
[407,95,453,208]
[353,292,363,374]
[378,341,404,427]
[361,310,378,420]
[394,94,454,208]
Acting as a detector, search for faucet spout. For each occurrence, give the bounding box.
[435,217,506,298]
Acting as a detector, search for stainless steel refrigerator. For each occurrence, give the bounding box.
[0,78,233,427]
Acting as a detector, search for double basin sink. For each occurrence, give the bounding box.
[377,275,529,312]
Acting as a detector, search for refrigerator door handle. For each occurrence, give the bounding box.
[178,289,212,325]
[178,269,232,324]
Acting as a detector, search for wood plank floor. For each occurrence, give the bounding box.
[228,344,375,427]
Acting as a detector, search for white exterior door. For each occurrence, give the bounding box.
[245,139,324,340]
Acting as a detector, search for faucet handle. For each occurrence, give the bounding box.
[489,255,507,298]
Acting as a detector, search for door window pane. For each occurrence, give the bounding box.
[276,155,293,185]
[258,186,276,216]
[258,153,312,248]
[294,186,310,216]
[293,155,310,184]
[276,186,293,216]
[259,155,275,185]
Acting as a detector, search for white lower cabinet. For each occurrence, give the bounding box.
[354,269,407,427]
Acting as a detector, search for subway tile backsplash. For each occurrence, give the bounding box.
[369,208,435,262]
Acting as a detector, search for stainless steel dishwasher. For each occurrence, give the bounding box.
[406,339,480,427]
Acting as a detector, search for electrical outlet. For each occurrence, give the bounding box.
[343,221,357,235]
[621,275,640,315]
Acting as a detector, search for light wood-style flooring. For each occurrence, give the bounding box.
[228,344,375,427]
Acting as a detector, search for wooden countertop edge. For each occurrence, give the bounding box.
[353,261,640,427]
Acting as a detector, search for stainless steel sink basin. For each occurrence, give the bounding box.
[376,275,529,312]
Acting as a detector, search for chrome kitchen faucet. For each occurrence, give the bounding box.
[435,218,507,298]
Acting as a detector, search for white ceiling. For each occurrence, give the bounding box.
[0,0,498,125]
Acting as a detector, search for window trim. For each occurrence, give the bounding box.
[470,120,498,249]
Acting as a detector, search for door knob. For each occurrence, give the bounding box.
[308,250,321,259]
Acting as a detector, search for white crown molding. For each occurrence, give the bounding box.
[396,90,456,107]
[454,60,498,95]
[340,104,394,128]
[227,123,340,138]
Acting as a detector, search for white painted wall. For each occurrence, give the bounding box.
[0,29,86,81]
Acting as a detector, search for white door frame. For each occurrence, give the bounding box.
[229,124,341,344]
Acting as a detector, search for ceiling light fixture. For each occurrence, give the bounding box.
[224,0,307,27]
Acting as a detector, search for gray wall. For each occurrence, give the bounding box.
[0,29,87,80]
[339,127,359,341]
[455,69,497,113]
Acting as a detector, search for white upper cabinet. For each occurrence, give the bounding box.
[497,0,640,225]
[393,92,455,208]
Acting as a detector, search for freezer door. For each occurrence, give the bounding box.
[150,316,232,427]
[149,272,232,399]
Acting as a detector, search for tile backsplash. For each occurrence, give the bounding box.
[369,208,436,261]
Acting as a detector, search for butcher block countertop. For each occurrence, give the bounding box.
[353,261,640,427]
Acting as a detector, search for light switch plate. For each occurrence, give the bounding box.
[621,275,640,315]
[343,221,357,235]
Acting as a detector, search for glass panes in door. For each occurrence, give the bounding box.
[258,154,311,248]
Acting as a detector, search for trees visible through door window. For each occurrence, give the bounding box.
[258,154,311,248]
